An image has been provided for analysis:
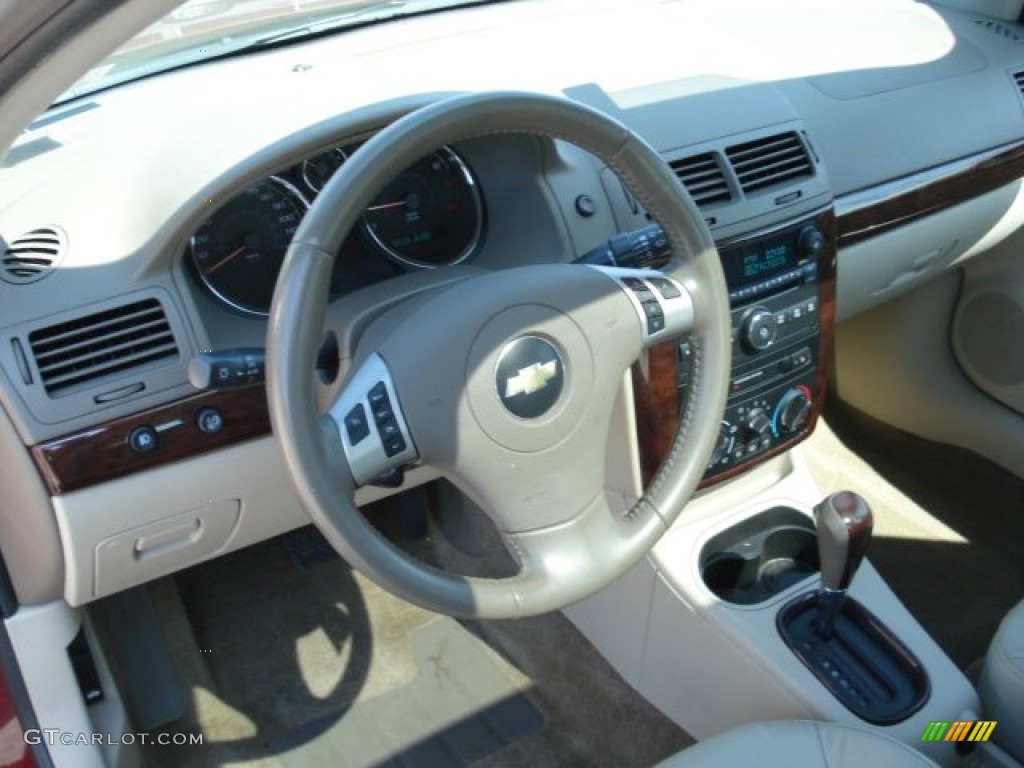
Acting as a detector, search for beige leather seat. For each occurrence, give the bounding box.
[656,721,938,767]
[978,598,1024,762]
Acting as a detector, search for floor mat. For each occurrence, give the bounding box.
[270,618,544,767]
[142,522,689,768]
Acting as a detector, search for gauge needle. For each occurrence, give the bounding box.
[205,244,247,275]
[366,200,407,211]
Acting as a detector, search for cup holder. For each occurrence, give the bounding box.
[700,507,820,605]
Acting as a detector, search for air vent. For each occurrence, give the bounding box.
[1011,69,1024,100]
[669,152,732,207]
[726,132,814,195]
[1,226,65,285]
[28,298,179,396]
[975,18,1021,41]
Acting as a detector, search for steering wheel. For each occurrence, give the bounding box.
[267,92,731,619]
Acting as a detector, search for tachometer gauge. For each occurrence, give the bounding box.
[189,177,308,316]
[301,147,346,193]
[362,146,483,268]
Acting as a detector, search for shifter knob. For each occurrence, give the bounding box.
[814,491,873,592]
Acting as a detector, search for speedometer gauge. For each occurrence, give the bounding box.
[362,147,483,268]
[189,177,308,316]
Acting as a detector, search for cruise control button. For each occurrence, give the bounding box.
[128,425,158,454]
[368,381,389,408]
[343,404,370,445]
[383,434,407,457]
[648,277,681,299]
[378,420,401,440]
[647,315,665,334]
[195,407,224,434]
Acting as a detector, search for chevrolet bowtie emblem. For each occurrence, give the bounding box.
[505,360,558,398]
[496,336,565,419]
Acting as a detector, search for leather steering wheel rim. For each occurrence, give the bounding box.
[267,91,731,619]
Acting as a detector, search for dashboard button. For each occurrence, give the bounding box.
[128,426,158,454]
[195,407,224,434]
[574,194,597,217]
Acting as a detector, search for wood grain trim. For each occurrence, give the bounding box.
[631,342,680,488]
[632,208,837,489]
[30,385,270,495]
[836,140,1024,247]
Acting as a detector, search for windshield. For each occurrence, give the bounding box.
[60,0,494,103]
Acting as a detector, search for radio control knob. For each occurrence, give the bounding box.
[744,408,772,439]
[797,225,826,258]
[742,307,777,352]
[776,388,813,434]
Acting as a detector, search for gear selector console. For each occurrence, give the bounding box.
[778,492,930,724]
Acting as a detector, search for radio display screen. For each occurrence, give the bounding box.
[722,238,797,289]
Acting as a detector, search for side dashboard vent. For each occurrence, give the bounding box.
[726,131,814,195]
[1,226,66,285]
[28,298,179,396]
[669,152,732,207]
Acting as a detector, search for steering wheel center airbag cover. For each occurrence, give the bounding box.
[467,303,591,451]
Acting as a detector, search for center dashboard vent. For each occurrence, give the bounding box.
[974,18,1022,41]
[725,131,814,195]
[28,298,179,396]
[669,152,732,207]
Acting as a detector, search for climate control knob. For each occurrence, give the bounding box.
[741,307,777,352]
[744,408,772,439]
[775,387,813,434]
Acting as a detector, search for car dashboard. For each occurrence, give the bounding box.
[3,0,1024,608]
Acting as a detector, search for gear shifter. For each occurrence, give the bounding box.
[813,491,873,639]
[779,490,928,722]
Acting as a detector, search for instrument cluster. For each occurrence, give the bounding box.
[187,143,485,316]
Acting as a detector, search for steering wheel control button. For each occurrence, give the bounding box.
[383,434,407,458]
[343,404,370,446]
[329,355,418,487]
[195,407,224,434]
[496,336,564,419]
[642,300,666,334]
[128,425,158,454]
[592,267,694,345]
[649,277,682,299]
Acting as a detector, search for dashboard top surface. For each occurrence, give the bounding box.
[2,0,1024,442]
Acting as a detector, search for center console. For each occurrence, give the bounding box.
[570,204,978,766]
[689,213,825,480]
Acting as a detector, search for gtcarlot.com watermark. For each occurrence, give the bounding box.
[24,729,203,746]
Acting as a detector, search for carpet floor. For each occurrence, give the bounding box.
[138,512,690,767]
